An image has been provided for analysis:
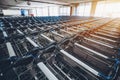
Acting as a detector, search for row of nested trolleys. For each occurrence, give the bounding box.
[0,16,120,80]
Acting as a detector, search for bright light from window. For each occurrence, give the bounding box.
[76,2,92,16]
[59,6,70,16]
[49,6,59,16]
[95,1,120,18]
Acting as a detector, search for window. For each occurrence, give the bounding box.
[49,6,59,16]
[84,2,92,16]
[36,6,59,16]
[77,3,84,16]
[59,6,70,16]
[42,7,49,16]
[36,7,48,16]
[76,2,92,16]
[36,8,43,16]
[36,5,71,16]
[95,1,106,17]
[3,10,21,16]
[95,1,120,18]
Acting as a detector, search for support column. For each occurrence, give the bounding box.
[70,3,79,16]
[0,9,3,16]
[90,1,98,16]
[70,6,75,16]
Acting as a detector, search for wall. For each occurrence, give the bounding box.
[3,10,21,16]
[3,9,28,16]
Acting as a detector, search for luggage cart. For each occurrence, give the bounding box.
[0,55,57,80]
[0,28,16,57]
[72,35,120,59]
[11,30,38,56]
[26,29,56,49]
[97,29,120,36]
[57,39,119,80]
[83,29,120,48]
[46,51,98,80]
[0,55,35,80]
[94,32,120,41]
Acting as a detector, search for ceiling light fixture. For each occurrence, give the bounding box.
[27,0,31,5]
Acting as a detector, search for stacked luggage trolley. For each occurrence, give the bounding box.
[0,16,120,80]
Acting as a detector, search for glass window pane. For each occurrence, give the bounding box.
[95,1,120,18]
[76,2,91,16]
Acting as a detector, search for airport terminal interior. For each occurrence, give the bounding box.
[0,0,120,80]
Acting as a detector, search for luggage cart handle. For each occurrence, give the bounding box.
[26,37,39,47]
[6,42,16,57]
[37,62,58,80]
[74,43,109,59]
[41,34,55,43]
[60,49,99,76]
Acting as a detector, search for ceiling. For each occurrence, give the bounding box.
[0,0,67,9]
[44,0,100,3]
[0,0,100,9]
